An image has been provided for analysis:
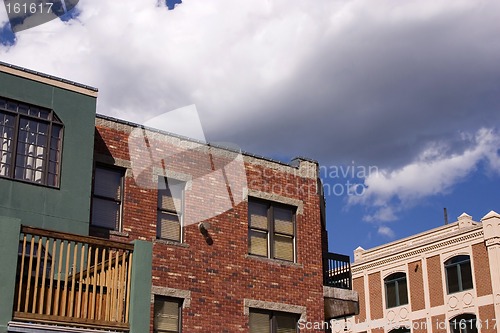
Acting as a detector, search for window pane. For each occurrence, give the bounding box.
[249,201,268,230]
[274,234,293,261]
[158,188,182,212]
[386,281,397,308]
[460,261,473,290]
[157,212,181,241]
[447,265,460,293]
[249,311,270,333]
[154,298,180,332]
[398,278,408,305]
[94,167,122,199]
[276,313,297,333]
[91,197,120,230]
[249,230,268,257]
[274,207,293,235]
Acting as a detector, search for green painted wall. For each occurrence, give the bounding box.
[0,71,96,235]
[129,240,153,333]
[0,217,21,333]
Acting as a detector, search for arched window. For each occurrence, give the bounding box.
[450,314,478,333]
[384,272,408,308]
[0,97,63,187]
[445,255,473,294]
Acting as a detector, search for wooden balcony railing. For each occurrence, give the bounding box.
[323,252,352,290]
[13,226,134,330]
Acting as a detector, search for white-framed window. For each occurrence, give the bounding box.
[157,177,185,242]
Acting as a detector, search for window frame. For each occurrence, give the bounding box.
[153,295,182,333]
[156,177,185,242]
[445,255,473,294]
[249,308,299,333]
[90,164,125,231]
[248,198,297,262]
[0,97,64,187]
[384,272,408,309]
[449,313,478,333]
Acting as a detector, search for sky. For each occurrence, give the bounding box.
[1,0,499,257]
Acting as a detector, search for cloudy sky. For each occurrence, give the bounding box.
[1,0,499,256]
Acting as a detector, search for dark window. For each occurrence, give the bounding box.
[445,255,473,294]
[91,166,124,230]
[157,177,185,242]
[0,97,63,187]
[249,309,298,333]
[450,314,478,333]
[248,199,296,262]
[384,272,408,308]
[154,296,182,333]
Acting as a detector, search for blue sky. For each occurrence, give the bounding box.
[1,0,499,259]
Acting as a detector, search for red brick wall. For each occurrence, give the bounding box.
[95,121,327,332]
[431,314,446,333]
[353,276,366,323]
[479,304,496,333]
[408,260,425,311]
[426,255,444,307]
[472,243,493,297]
[412,318,427,333]
[368,272,383,320]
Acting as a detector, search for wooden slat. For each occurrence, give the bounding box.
[39,238,50,314]
[91,247,99,320]
[54,240,64,316]
[61,241,71,316]
[32,237,43,313]
[76,243,85,318]
[69,243,78,317]
[97,248,105,321]
[17,235,27,312]
[21,226,134,251]
[83,245,92,319]
[47,239,56,315]
[24,236,35,312]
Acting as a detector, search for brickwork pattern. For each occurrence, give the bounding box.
[472,243,493,297]
[478,304,496,333]
[408,260,425,311]
[368,272,383,320]
[95,122,327,332]
[352,277,366,323]
[426,255,444,307]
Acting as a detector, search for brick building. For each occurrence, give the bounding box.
[93,114,358,332]
[335,212,500,333]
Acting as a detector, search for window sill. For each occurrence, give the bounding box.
[245,254,302,268]
[110,230,129,238]
[154,238,189,248]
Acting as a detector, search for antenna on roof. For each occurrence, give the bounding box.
[444,208,449,225]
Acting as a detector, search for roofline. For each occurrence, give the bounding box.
[0,61,98,97]
[352,220,483,266]
[95,113,318,170]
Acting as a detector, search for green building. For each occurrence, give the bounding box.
[0,62,152,333]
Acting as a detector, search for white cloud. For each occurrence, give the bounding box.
[377,225,395,238]
[350,128,500,221]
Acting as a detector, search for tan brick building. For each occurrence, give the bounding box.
[92,114,358,332]
[335,211,500,333]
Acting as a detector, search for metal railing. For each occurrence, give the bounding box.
[14,226,133,330]
[323,252,352,290]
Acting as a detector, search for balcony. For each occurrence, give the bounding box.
[12,226,134,331]
[323,252,358,320]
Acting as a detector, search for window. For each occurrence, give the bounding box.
[91,166,124,230]
[384,272,408,308]
[0,97,63,187]
[450,314,478,333]
[249,309,298,333]
[445,255,473,294]
[157,177,185,242]
[248,199,296,262]
[154,296,182,333]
